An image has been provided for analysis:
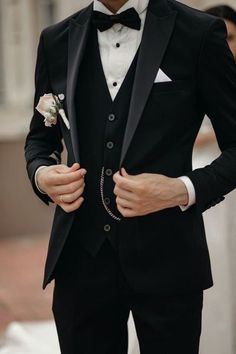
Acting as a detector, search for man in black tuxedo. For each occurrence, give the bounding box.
[25,0,236,353]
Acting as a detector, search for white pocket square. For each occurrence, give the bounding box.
[154,69,172,83]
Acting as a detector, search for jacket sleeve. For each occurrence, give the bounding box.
[24,30,63,205]
[186,18,236,213]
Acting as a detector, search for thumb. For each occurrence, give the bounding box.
[55,164,71,173]
[56,163,80,174]
[70,163,87,178]
[69,163,81,171]
[120,167,129,177]
[121,168,138,180]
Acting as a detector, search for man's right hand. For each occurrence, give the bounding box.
[37,163,86,213]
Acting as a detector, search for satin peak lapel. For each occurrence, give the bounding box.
[120,5,177,167]
[67,4,92,162]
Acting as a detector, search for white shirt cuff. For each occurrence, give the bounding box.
[178,176,196,211]
[34,166,47,194]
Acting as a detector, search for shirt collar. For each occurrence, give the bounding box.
[93,0,149,16]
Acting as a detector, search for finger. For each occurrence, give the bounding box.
[59,167,86,178]
[120,167,129,177]
[120,167,141,181]
[55,162,86,176]
[50,169,86,186]
[113,171,121,183]
[69,163,81,171]
[54,163,81,174]
[113,172,135,192]
[116,196,134,209]
[78,168,87,177]
[117,204,135,218]
[113,186,134,200]
[52,178,85,195]
[59,185,85,204]
[55,164,75,174]
[60,197,84,213]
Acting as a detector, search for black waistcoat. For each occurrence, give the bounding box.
[69,26,138,255]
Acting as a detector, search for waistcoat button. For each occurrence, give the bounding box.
[104,197,111,205]
[106,141,114,149]
[105,168,113,176]
[108,114,116,122]
[104,224,111,232]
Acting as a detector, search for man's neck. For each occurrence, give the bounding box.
[98,0,129,13]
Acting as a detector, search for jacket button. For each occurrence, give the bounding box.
[104,224,111,232]
[104,197,111,205]
[108,114,116,121]
[105,168,113,176]
[106,141,114,149]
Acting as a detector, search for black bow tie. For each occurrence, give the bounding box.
[93,7,141,32]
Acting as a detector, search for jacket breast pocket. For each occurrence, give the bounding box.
[152,80,192,94]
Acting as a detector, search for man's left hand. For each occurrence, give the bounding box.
[113,168,189,218]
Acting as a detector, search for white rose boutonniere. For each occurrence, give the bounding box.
[36,93,70,129]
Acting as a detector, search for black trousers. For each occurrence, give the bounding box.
[53,240,203,354]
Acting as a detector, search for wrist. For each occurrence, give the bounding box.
[172,178,189,207]
[36,166,48,194]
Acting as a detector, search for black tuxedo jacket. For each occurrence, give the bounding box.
[25,0,236,293]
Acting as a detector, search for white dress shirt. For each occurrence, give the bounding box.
[94,0,148,100]
[36,0,196,209]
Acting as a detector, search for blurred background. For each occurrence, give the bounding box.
[0,0,236,353]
